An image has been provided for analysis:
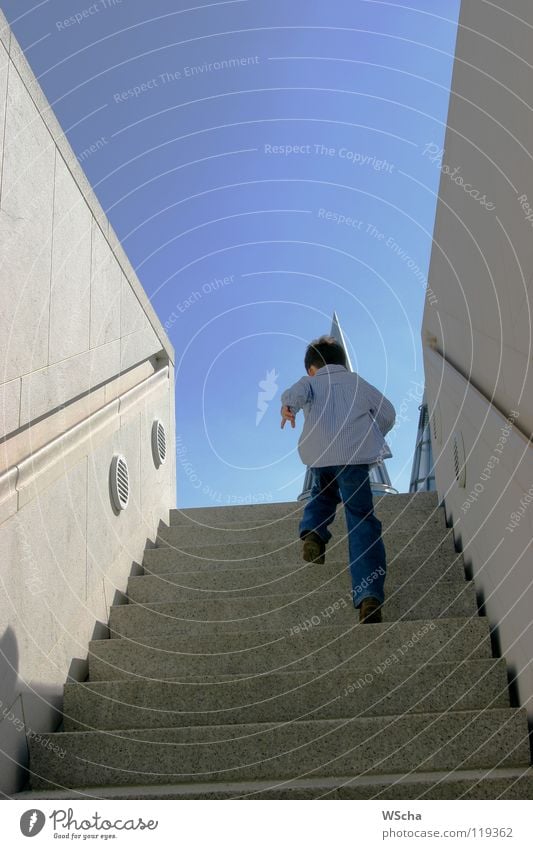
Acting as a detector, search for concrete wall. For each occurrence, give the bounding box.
[423,2,533,721]
[0,11,176,793]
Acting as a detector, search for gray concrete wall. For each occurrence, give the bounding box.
[0,11,174,433]
[423,2,533,721]
[0,11,176,794]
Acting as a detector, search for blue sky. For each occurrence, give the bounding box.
[3,0,460,506]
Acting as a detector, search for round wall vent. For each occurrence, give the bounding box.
[430,400,442,445]
[451,431,466,488]
[152,420,167,467]
[110,454,130,510]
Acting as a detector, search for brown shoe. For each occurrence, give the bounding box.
[301,531,326,564]
[359,596,382,624]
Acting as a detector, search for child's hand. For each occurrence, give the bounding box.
[280,405,296,429]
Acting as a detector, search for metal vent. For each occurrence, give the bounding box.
[452,431,466,488]
[110,454,130,510]
[152,420,167,467]
[430,401,442,445]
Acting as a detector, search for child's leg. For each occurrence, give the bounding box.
[299,466,341,543]
[337,464,387,608]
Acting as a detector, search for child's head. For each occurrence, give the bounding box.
[304,335,347,375]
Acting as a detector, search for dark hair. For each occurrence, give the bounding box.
[304,335,347,371]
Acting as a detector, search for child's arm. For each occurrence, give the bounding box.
[280,377,312,429]
[280,406,296,429]
[365,383,396,436]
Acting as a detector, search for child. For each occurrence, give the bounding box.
[280,335,396,623]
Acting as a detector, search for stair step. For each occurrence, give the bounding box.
[14,766,533,800]
[20,486,526,801]
[169,492,440,526]
[63,659,509,731]
[165,511,448,546]
[88,617,493,680]
[108,584,478,640]
[130,560,466,602]
[28,709,530,790]
[155,529,457,567]
[143,546,463,577]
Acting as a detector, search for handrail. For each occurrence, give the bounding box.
[0,365,169,518]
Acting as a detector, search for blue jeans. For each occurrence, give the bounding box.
[299,464,387,609]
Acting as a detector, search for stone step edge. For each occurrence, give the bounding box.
[28,707,525,743]
[163,510,447,525]
[168,493,441,521]
[14,766,533,801]
[111,583,476,614]
[166,513,447,531]
[171,493,440,512]
[140,558,466,578]
[130,570,467,589]
[90,615,490,648]
[139,556,466,576]
[68,657,506,689]
[156,530,456,548]
[172,493,439,509]
[143,548,463,561]
[153,539,458,559]
[170,513,443,527]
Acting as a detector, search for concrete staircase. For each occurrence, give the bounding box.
[15,491,533,799]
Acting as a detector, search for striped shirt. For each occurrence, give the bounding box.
[281,364,396,467]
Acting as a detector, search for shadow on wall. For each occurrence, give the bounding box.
[0,622,107,795]
[0,627,23,795]
[0,626,65,794]
[0,527,170,794]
